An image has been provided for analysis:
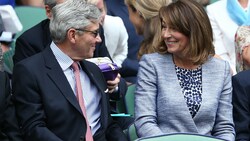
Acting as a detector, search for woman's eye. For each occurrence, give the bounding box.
[161,25,167,29]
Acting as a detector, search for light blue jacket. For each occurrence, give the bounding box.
[135,53,235,141]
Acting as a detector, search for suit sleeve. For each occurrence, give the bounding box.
[212,62,235,141]
[232,75,250,141]
[12,63,63,141]
[105,121,127,141]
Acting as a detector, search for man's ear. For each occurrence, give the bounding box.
[67,29,77,43]
[45,5,52,19]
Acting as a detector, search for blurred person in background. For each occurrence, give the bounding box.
[100,0,128,68]
[15,0,44,7]
[0,44,23,141]
[206,0,250,75]
[0,4,22,73]
[0,0,15,7]
[123,0,172,84]
[235,25,250,73]
[0,15,23,141]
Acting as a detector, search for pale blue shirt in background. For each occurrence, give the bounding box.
[50,42,101,135]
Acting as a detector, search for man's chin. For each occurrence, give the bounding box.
[86,52,94,59]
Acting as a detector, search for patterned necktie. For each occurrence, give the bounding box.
[71,62,94,141]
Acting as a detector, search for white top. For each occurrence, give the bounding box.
[0,5,22,33]
[207,0,238,74]
[103,15,128,67]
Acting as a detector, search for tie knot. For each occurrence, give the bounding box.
[71,62,79,71]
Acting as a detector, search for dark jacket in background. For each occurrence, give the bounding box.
[0,71,23,141]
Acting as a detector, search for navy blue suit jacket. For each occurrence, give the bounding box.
[232,70,250,141]
[12,46,127,141]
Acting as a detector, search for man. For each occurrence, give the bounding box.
[13,0,131,130]
[0,16,23,140]
[13,0,125,97]
[232,70,250,141]
[0,45,23,141]
[12,0,127,140]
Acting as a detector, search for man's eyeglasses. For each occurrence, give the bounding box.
[75,28,99,38]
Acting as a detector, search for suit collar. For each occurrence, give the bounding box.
[79,61,107,93]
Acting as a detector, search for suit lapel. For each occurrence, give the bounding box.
[42,47,82,114]
[80,61,109,129]
[80,61,106,93]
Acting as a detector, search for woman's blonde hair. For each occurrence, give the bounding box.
[125,0,172,59]
[138,16,161,59]
[158,0,215,65]
[135,0,171,20]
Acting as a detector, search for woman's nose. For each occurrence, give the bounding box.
[162,29,172,38]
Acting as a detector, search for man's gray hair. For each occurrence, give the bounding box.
[50,0,101,43]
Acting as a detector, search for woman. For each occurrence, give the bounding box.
[134,0,235,140]
[235,25,250,73]
[206,0,250,75]
[125,0,172,59]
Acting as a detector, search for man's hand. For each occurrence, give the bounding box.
[107,73,120,93]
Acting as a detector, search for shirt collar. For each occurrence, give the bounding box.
[50,41,74,71]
